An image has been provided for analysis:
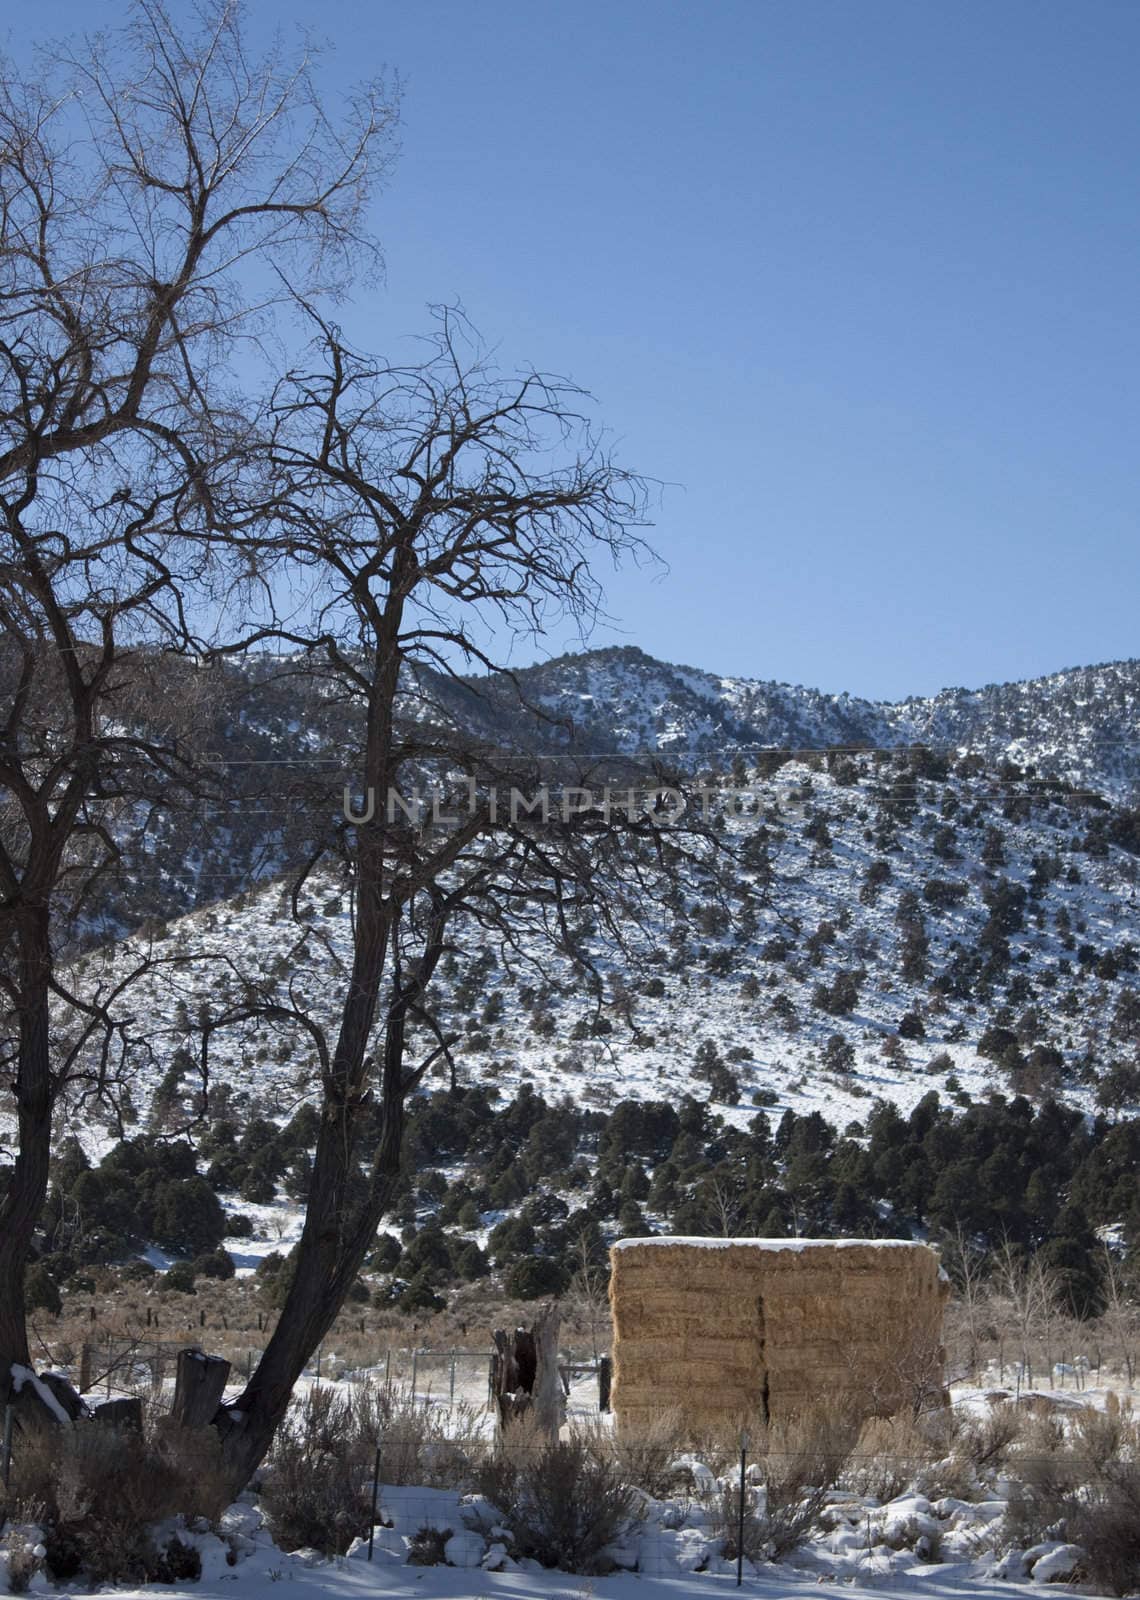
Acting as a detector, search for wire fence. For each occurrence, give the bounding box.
[40,1335,612,1419]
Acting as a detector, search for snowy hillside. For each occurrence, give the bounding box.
[56,740,1140,1151]
[79,649,1140,951]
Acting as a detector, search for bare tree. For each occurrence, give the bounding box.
[709,1174,746,1237]
[1098,1245,1137,1387]
[990,1238,1060,1390]
[942,1224,991,1382]
[0,1,395,1387]
[196,310,723,1487]
[566,1238,612,1366]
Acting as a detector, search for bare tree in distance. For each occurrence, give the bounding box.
[0,0,396,1389]
[942,1223,991,1382]
[991,1236,1060,1391]
[1097,1245,1137,1387]
[195,309,731,1488]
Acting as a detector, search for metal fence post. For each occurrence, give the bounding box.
[736,1430,749,1588]
[367,1442,381,1561]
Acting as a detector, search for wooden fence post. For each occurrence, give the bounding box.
[598,1355,612,1413]
[532,1305,562,1442]
[170,1350,231,1427]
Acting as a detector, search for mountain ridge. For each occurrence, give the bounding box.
[445,646,1140,792]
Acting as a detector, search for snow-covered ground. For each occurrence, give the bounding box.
[4,1346,1135,1599]
[0,1406,1111,1600]
[13,1546,1095,1600]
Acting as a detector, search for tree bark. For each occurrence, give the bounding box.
[0,908,54,1380]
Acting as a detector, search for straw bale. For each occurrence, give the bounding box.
[611,1236,946,1437]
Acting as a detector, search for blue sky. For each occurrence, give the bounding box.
[9,2,1140,699]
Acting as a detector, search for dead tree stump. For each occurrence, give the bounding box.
[0,1364,74,1433]
[171,1349,231,1427]
[93,1397,143,1431]
[532,1304,562,1441]
[38,1372,88,1422]
[491,1302,564,1440]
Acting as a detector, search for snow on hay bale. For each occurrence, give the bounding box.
[610,1237,948,1434]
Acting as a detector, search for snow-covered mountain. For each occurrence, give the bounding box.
[61,727,1140,1152]
[85,649,1140,947]
[47,649,1136,1124]
[470,648,1140,794]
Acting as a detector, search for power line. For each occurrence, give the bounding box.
[201,740,1140,765]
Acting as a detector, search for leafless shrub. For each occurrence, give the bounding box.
[843,1413,940,1503]
[3,1528,40,1595]
[261,1387,373,1554]
[714,1476,827,1565]
[262,1380,488,1553]
[1070,1404,1130,1472]
[1066,1460,1140,1597]
[349,1384,486,1488]
[475,1419,636,1574]
[716,1408,857,1563]
[1003,1410,1140,1592]
[950,1401,1022,1479]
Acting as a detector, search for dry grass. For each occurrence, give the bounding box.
[33,1273,610,1401]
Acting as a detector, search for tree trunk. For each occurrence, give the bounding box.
[213,662,448,1495]
[214,996,405,1491]
[492,1303,564,1441]
[0,909,54,1384]
[214,1142,403,1489]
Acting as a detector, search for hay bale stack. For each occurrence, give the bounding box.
[610,1237,947,1434]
